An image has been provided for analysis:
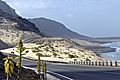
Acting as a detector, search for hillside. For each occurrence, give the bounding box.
[0,9,42,44]
[0,0,18,17]
[1,38,104,62]
[0,0,44,45]
[29,18,91,39]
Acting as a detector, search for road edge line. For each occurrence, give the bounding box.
[47,71,74,80]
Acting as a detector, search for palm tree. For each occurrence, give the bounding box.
[3,55,14,80]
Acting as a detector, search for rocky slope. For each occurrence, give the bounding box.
[0,0,18,17]
[0,1,44,45]
[29,18,91,39]
[0,10,42,44]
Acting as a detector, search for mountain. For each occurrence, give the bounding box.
[29,17,91,39]
[0,0,44,45]
[0,0,18,17]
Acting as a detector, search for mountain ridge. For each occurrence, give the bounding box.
[0,0,18,17]
[29,17,92,39]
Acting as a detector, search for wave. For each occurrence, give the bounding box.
[115,47,120,52]
[100,41,120,60]
[102,42,120,52]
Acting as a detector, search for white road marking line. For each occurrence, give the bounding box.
[23,66,73,80]
[47,71,74,80]
[23,66,38,73]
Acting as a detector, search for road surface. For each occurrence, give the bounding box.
[23,60,120,80]
[46,63,120,80]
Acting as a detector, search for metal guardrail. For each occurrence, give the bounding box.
[45,60,68,64]
[69,60,120,67]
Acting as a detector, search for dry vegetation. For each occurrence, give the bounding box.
[1,38,104,62]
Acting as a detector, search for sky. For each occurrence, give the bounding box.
[2,0,120,37]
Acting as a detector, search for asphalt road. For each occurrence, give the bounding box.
[47,63,120,80]
[23,60,120,80]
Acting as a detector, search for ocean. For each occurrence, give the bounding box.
[100,42,120,61]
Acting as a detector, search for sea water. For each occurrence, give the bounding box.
[100,41,120,61]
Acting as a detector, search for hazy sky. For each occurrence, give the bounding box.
[2,0,120,37]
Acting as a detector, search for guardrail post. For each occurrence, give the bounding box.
[81,61,83,65]
[98,61,101,66]
[102,61,104,66]
[86,61,88,65]
[95,61,97,66]
[106,61,108,66]
[110,61,112,66]
[74,61,75,64]
[92,61,94,65]
[83,61,85,65]
[115,61,117,67]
